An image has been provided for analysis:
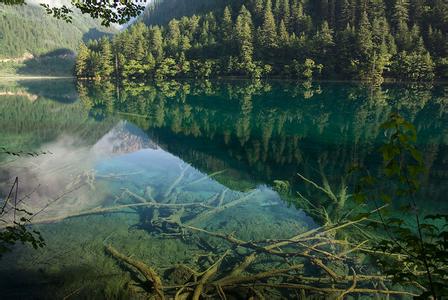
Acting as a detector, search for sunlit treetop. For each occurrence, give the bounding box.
[0,0,146,26]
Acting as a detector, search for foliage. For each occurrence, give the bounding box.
[391,51,436,82]
[287,58,322,80]
[355,113,448,298]
[0,0,145,27]
[155,58,181,80]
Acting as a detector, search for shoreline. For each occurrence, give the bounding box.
[76,76,448,85]
[0,75,74,81]
[1,75,447,85]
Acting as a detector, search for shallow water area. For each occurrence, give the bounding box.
[0,79,447,298]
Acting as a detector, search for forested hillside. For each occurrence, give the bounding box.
[0,2,114,58]
[77,0,448,84]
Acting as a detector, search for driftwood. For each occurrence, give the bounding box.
[186,190,258,225]
[102,218,420,299]
[105,244,165,300]
[192,250,229,300]
[164,165,189,198]
[180,169,228,189]
[20,200,211,225]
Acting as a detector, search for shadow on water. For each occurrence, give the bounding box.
[0,78,78,103]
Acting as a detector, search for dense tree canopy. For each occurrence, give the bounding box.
[77,0,448,83]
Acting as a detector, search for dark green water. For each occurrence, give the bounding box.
[0,79,447,298]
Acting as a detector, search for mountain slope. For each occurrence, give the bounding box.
[0,1,118,76]
[141,0,234,25]
[0,2,115,59]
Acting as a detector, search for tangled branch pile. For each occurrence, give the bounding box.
[97,171,421,299]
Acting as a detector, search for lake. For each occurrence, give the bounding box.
[0,79,447,299]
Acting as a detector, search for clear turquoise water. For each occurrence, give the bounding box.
[0,79,447,298]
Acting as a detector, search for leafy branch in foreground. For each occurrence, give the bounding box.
[0,177,45,259]
[278,113,447,298]
[355,113,448,299]
[0,0,145,26]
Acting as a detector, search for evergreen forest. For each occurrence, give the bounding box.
[76,0,448,84]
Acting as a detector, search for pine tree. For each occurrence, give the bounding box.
[335,24,357,76]
[88,51,102,79]
[339,0,349,27]
[311,21,334,74]
[144,53,156,73]
[166,19,181,56]
[372,17,389,48]
[315,21,334,52]
[149,26,164,61]
[99,38,114,78]
[278,19,290,47]
[200,20,211,46]
[356,11,375,81]
[357,11,373,59]
[180,35,191,52]
[273,0,281,21]
[393,0,409,32]
[358,13,391,85]
[135,40,146,62]
[235,5,255,73]
[75,42,90,77]
[252,0,264,22]
[290,0,303,27]
[428,25,445,57]
[260,0,278,49]
[222,6,233,44]
[280,0,291,27]
[369,0,386,19]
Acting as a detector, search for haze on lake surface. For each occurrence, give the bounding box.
[0,79,447,298]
